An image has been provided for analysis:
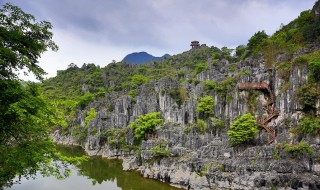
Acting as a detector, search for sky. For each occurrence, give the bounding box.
[1,0,317,81]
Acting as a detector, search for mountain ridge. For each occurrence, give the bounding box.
[122,51,170,64]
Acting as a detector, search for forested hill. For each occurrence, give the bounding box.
[43,2,320,189]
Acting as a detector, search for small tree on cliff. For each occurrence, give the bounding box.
[227,113,258,145]
[129,112,163,143]
[197,96,215,119]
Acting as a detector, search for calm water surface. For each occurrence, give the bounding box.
[6,145,181,190]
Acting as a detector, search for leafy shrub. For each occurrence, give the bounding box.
[149,138,169,157]
[215,77,236,96]
[197,96,215,119]
[100,128,128,150]
[296,84,320,111]
[208,117,224,131]
[203,80,216,94]
[213,52,221,59]
[78,92,94,108]
[85,108,97,127]
[169,87,188,107]
[283,142,314,157]
[294,116,320,135]
[293,56,308,66]
[308,61,320,83]
[195,119,208,134]
[128,89,137,98]
[247,30,268,55]
[236,45,246,58]
[131,75,149,87]
[227,113,258,145]
[194,63,208,75]
[228,65,237,72]
[129,112,163,142]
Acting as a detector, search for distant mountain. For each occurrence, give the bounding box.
[122,52,170,64]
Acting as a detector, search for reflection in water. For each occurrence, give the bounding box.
[6,145,181,190]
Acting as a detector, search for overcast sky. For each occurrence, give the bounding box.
[1,0,317,80]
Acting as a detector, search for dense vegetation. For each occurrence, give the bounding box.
[227,113,259,145]
[0,3,84,187]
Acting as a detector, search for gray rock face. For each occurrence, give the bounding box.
[59,51,320,190]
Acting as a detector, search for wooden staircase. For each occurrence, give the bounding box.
[238,82,279,144]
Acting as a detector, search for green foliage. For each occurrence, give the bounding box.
[283,142,314,157]
[78,92,94,108]
[203,80,216,94]
[227,113,258,145]
[194,63,208,75]
[213,52,221,59]
[0,4,86,187]
[149,138,169,158]
[95,87,106,98]
[0,80,78,187]
[128,89,137,98]
[100,128,129,150]
[197,96,215,119]
[221,46,234,60]
[308,61,320,83]
[215,77,236,96]
[0,3,58,80]
[228,64,237,72]
[294,116,320,136]
[208,117,224,131]
[296,84,320,111]
[247,30,268,55]
[169,87,188,107]
[195,119,208,134]
[71,125,88,143]
[85,108,97,127]
[129,112,163,142]
[293,56,308,66]
[275,61,291,81]
[203,78,236,97]
[131,75,149,87]
[235,45,246,58]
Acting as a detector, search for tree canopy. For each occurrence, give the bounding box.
[0,3,83,187]
[129,112,163,142]
[0,3,58,80]
[197,96,215,119]
[227,113,258,145]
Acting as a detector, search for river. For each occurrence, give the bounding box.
[6,145,181,190]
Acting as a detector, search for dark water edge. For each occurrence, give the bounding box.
[5,145,182,190]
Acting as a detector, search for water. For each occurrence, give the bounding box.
[6,146,181,190]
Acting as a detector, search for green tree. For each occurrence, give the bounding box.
[194,63,208,75]
[85,108,97,127]
[197,96,215,119]
[296,84,320,111]
[295,116,320,135]
[131,75,149,87]
[0,4,84,187]
[78,92,94,108]
[129,112,163,142]
[195,119,208,134]
[227,113,258,145]
[247,30,268,55]
[0,81,73,187]
[308,61,320,83]
[0,3,58,80]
